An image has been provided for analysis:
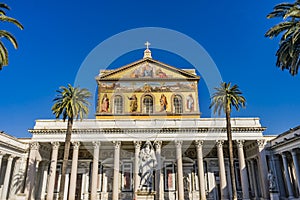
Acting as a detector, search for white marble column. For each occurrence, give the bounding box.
[39,162,49,200]
[291,150,300,195]
[68,141,81,200]
[102,170,107,192]
[154,141,163,200]
[0,152,3,172]
[9,157,22,199]
[195,140,206,200]
[256,140,269,199]
[97,166,102,195]
[175,140,184,200]
[34,161,42,198]
[246,160,254,197]
[112,141,121,200]
[1,155,15,200]
[47,142,60,200]
[25,142,40,200]
[83,168,90,200]
[281,152,294,198]
[225,161,232,199]
[236,140,250,199]
[249,159,259,198]
[134,141,141,199]
[216,140,228,199]
[16,156,28,196]
[91,141,100,200]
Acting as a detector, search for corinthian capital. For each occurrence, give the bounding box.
[134,141,142,149]
[72,141,81,150]
[236,140,244,148]
[113,141,121,149]
[51,142,60,150]
[30,142,40,150]
[256,139,266,149]
[195,140,204,148]
[92,141,101,149]
[154,141,162,150]
[216,140,224,148]
[175,140,183,148]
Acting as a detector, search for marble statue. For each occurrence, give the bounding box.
[138,141,157,190]
[268,170,276,190]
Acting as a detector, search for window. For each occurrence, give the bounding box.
[114,95,123,114]
[122,162,133,191]
[164,162,175,191]
[173,95,183,114]
[143,95,153,114]
[54,163,62,192]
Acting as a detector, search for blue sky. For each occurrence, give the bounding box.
[0,0,298,138]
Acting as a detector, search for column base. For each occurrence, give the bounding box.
[136,190,156,200]
[15,193,27,200]
[269,191,280,200]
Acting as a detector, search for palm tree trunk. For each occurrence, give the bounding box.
[226,105,237,200]
[58,118,73,200]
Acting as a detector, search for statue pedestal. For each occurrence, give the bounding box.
[136,190,156,200]
[15,193,26,200]
[270,190,280,200]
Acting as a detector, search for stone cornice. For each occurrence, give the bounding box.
[0,140,29,153]
[95,112,201,117]
[97,77,199,81]
[96,57,200,80]
[0,131,28,145]
[269,136,300,150]
[272,125,300,140]
[29,127,265,135]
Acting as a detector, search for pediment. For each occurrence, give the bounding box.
[97,58,200,81]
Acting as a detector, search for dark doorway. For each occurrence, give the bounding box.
[75,174,82,200]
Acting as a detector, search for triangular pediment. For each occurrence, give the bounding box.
[97,58,200,81]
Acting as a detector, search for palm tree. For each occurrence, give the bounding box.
[265,0,300,76]
[0,3,23,70]
[209,82,246,200]
[52,84,91,200]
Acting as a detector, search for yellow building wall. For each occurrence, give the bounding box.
[96,60,200,119]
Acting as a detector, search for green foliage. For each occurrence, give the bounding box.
[265,0,300,76]
[209,82,246,116]
[52,84,92,121]
[0,3,23,70]
[209,82,246,200]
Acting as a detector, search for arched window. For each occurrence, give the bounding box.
[143,95,153,114]
[173,95,183,114]
[114,95,123,114]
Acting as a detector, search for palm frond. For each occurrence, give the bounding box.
[0,30,18,49]
[0,4,10,10]
[265,21,296,38]
[52,84,92,121]
[266,0,300,75]
[0,15,23,30]
[0,41,8,68]
[284,5,300,19]
[210,82,246,116]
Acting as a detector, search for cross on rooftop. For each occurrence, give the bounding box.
[145,41,151,49]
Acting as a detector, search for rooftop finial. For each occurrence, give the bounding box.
[143,41,152,59]
[145,41,151,49]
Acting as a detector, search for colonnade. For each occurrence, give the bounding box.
[21,139,266,200]
[271,149,300,199]
[0,152,27,200]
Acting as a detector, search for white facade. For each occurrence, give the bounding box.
[267,126,300,199]
[0,48,287,200]
[0,117,276,200]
